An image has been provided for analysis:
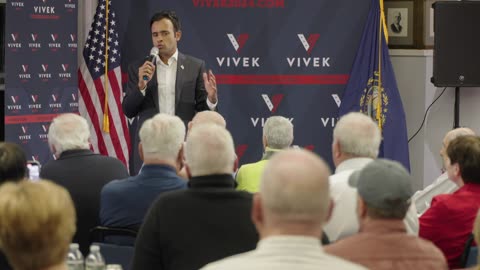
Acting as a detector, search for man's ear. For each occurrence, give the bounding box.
[357,195,368,219]
[185,163,192,179]
[332,140,341,159]
[251,193,264,231]
[139,142,144,162]
[175,31,182,42]
[324,198,334,223]
[176,144,184,170]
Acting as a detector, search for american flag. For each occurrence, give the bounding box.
[78,0,130,167]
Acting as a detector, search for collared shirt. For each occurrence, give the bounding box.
[140,49,217,114]
[420,183,480,269]
[201,236,366,270]
[156,50,178,115]
[412,172,459,215]
[235,147,283,193]
[324,157,373,241]
[325,219,448,270]
[324,157,419,242]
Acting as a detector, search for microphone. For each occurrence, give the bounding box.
[143,47,159,81]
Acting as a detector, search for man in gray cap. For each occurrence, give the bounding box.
[325,159,448,270]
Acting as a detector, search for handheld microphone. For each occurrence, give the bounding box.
[143,47,159,81]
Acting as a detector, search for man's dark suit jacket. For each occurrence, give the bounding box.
[40,149,129,255]
[122,52,212,175]
[100,164,187,231]
[131,174,259,270]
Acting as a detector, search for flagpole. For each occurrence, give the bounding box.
[376,0,384,130]
[103,0,110,133]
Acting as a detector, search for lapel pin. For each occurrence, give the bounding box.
[180,65,184,70]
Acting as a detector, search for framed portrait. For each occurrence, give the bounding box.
[384,0,424,49]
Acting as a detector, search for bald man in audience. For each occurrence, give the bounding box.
[324,112,418,242]
[132,124,258,270]
[412,127,475,215]
[100,114,187,230]
[326,159,448,270]
[201,149,366,270]
[41,113,129,254]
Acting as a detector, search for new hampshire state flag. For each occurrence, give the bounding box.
[339,0,410,170]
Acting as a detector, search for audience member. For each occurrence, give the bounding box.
[41,113,129,254]
[326,159,448,270]
[412,127,475,215]
[0,142,27,182]
[132,124,258,270]
[100,114,187,230]
[201,149,366,270]
[420,135,480,268]
[324,112,417,241]
[0,180,76,270]
[236,116,293,192]
[178,111,227,179]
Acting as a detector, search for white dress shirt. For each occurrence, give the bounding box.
[412,172,459,216]
[324,157,419,242]
[140,49,216,114]
[200,236,366,270]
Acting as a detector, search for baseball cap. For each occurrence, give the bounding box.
[349,159,413,209]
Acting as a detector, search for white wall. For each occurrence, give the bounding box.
[391,49,480,191]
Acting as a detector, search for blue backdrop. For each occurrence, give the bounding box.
[116,0,371,169]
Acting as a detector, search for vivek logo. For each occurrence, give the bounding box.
[21,65,29,72]
[227,33,249,53]
[31,95,39,103]
[11,33,19,42]
[61,64,69,72]
[71,93,77,101]
[297,33,320,54]
[11,96,19,104]
[21,126,28,134]
[261,94,284,113]
[69,34,76,42]
[41,124,49,133]
[50,33,58,42]
[235,144,248,161]
[332,94,341,108]
[41,64,48,72]
[51,94,58,102]
[31,33,38,42]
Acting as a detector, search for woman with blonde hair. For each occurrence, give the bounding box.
[0,180,76,270]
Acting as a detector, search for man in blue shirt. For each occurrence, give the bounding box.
[100,113,187,230]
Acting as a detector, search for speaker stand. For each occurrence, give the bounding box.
[454,87,460,128]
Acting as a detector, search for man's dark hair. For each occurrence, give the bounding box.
[447,135,480,184]
[150,10,181,32]
[0,143,27,182]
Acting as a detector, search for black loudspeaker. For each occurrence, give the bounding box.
[432,1,480,87]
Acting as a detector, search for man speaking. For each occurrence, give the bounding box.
[123,10,218,174]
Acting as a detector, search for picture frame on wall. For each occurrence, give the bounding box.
[424,0,435,48]
[384,0,424,49]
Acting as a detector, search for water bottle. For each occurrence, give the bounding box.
[66,243,84,270]
[85,245,106,270]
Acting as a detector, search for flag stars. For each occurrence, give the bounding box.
[110,57,116,63]
[100,4,105,10]
[94,29,100,35]
[96,58,101,64]
[94,66,100,72]
[114,41,119,46]
[100,41,104,47]
[96,21,101,27]
[89,54,94,60]
[112,48,118,54]
[93,38,98,44]
[98,13,104,19]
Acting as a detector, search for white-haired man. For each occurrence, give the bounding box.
[178,111,227,179]
[324,112,418,242]
[100,114,187,230]
[201,149,366,270]
[412,127,475,215]
[132,124,258,270]
[236,116,293,193]
[41,113,129,255]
